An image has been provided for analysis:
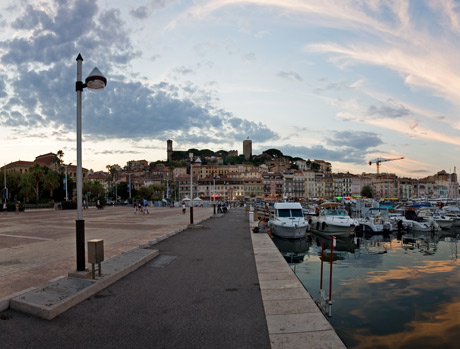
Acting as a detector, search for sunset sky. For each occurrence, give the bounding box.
[1,0,460,177]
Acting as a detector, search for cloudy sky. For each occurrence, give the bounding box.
[1,0,459,177]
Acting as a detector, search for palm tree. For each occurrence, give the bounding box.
[43,170,60,198]
[19,173,35,203]
[52,150,65,172]
[106,165,119,201]
[28,164,45,202]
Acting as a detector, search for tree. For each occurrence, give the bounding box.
[19,173,35,203]
[83,181,105,202]
[361,185,373,198]
[28,164,45,202]
[263,148,284,159]
[311,162,321,172]
[43,169,60,199]
[52,150,65,172]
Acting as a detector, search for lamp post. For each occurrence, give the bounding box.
[75,53,107,272]
[3,164,7,209]
[189,153,193,204]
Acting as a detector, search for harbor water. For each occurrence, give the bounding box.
[273,231,460,349]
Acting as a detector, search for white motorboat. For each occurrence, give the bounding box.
[417,208,454,230]
[270,202,308,239]
[357,207,393,236]
[442,206,460,227]
[309,202,358,237]
[403,209,439,233]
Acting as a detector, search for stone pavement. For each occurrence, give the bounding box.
[0,205,212,299]
[0,206,345,348]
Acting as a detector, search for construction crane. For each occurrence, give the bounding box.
[368,157,404,175]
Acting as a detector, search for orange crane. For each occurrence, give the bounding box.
[368,157,404,175]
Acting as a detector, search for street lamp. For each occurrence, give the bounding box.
[75,53,107,272]
[189,153,193,204]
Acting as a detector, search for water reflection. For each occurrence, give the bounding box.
[273,231,460,348]
[271,236,309,263]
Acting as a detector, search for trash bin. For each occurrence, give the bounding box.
[249,211,254,223]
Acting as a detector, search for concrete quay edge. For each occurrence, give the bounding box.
[249,222,346,349]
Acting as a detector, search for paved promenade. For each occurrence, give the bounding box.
[0,205,213,299]
[0,206,345,348]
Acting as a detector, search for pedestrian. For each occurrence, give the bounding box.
[3,201,6,214]
[133,201,137,214]
[138,201,143,214]
[182,201,186,214]
[143,199,149,214]
[15,201,19,214]
[83,199,86,209]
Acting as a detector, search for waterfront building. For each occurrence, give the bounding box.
[303,170,316,200]
[333,173,353,198]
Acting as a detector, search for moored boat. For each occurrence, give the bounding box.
[270,202,308,239]
[309,202,358,237]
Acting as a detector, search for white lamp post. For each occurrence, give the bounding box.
[75,53,107,272]
[189,153,193,205]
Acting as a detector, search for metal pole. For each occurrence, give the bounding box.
[320,241,324,290]
[329,236,335,301]
[75,54,85,271]
[3,163,6,204]
[65,166,68,201]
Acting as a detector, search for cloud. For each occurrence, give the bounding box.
[326,130,383,150]
[130,6,149,19]
[272,130,383,165]
[409,120,419,130]
[0,0,278,150]
[367,104,412,118]
[96,150,142,155]
[242,52,256,61]
[277,71,303,82]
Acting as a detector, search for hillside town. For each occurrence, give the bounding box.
[2,139,458,204]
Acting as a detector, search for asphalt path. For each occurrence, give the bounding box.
[0,207,271,349]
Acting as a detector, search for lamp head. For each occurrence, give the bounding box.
[85,67,107,91]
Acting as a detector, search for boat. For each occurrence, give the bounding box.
[442,206,460,227]
[269,202,308,239]
[402,209,439,233]
[309,202,358,237]
[356,207,393,237]
[417,207,454,230]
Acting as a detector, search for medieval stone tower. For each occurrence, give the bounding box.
[167,140,173,163]
[243,138,252,160]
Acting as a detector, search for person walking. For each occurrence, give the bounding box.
[143,199,149,214]
[182,201,186,214]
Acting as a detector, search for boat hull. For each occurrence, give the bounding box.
[271,223,307,239]
[310,222,356,237]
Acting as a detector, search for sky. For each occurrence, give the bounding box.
[1,0,460,177]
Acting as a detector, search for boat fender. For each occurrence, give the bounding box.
[322,222,326,231]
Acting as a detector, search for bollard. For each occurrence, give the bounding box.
[190,206,194,225]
